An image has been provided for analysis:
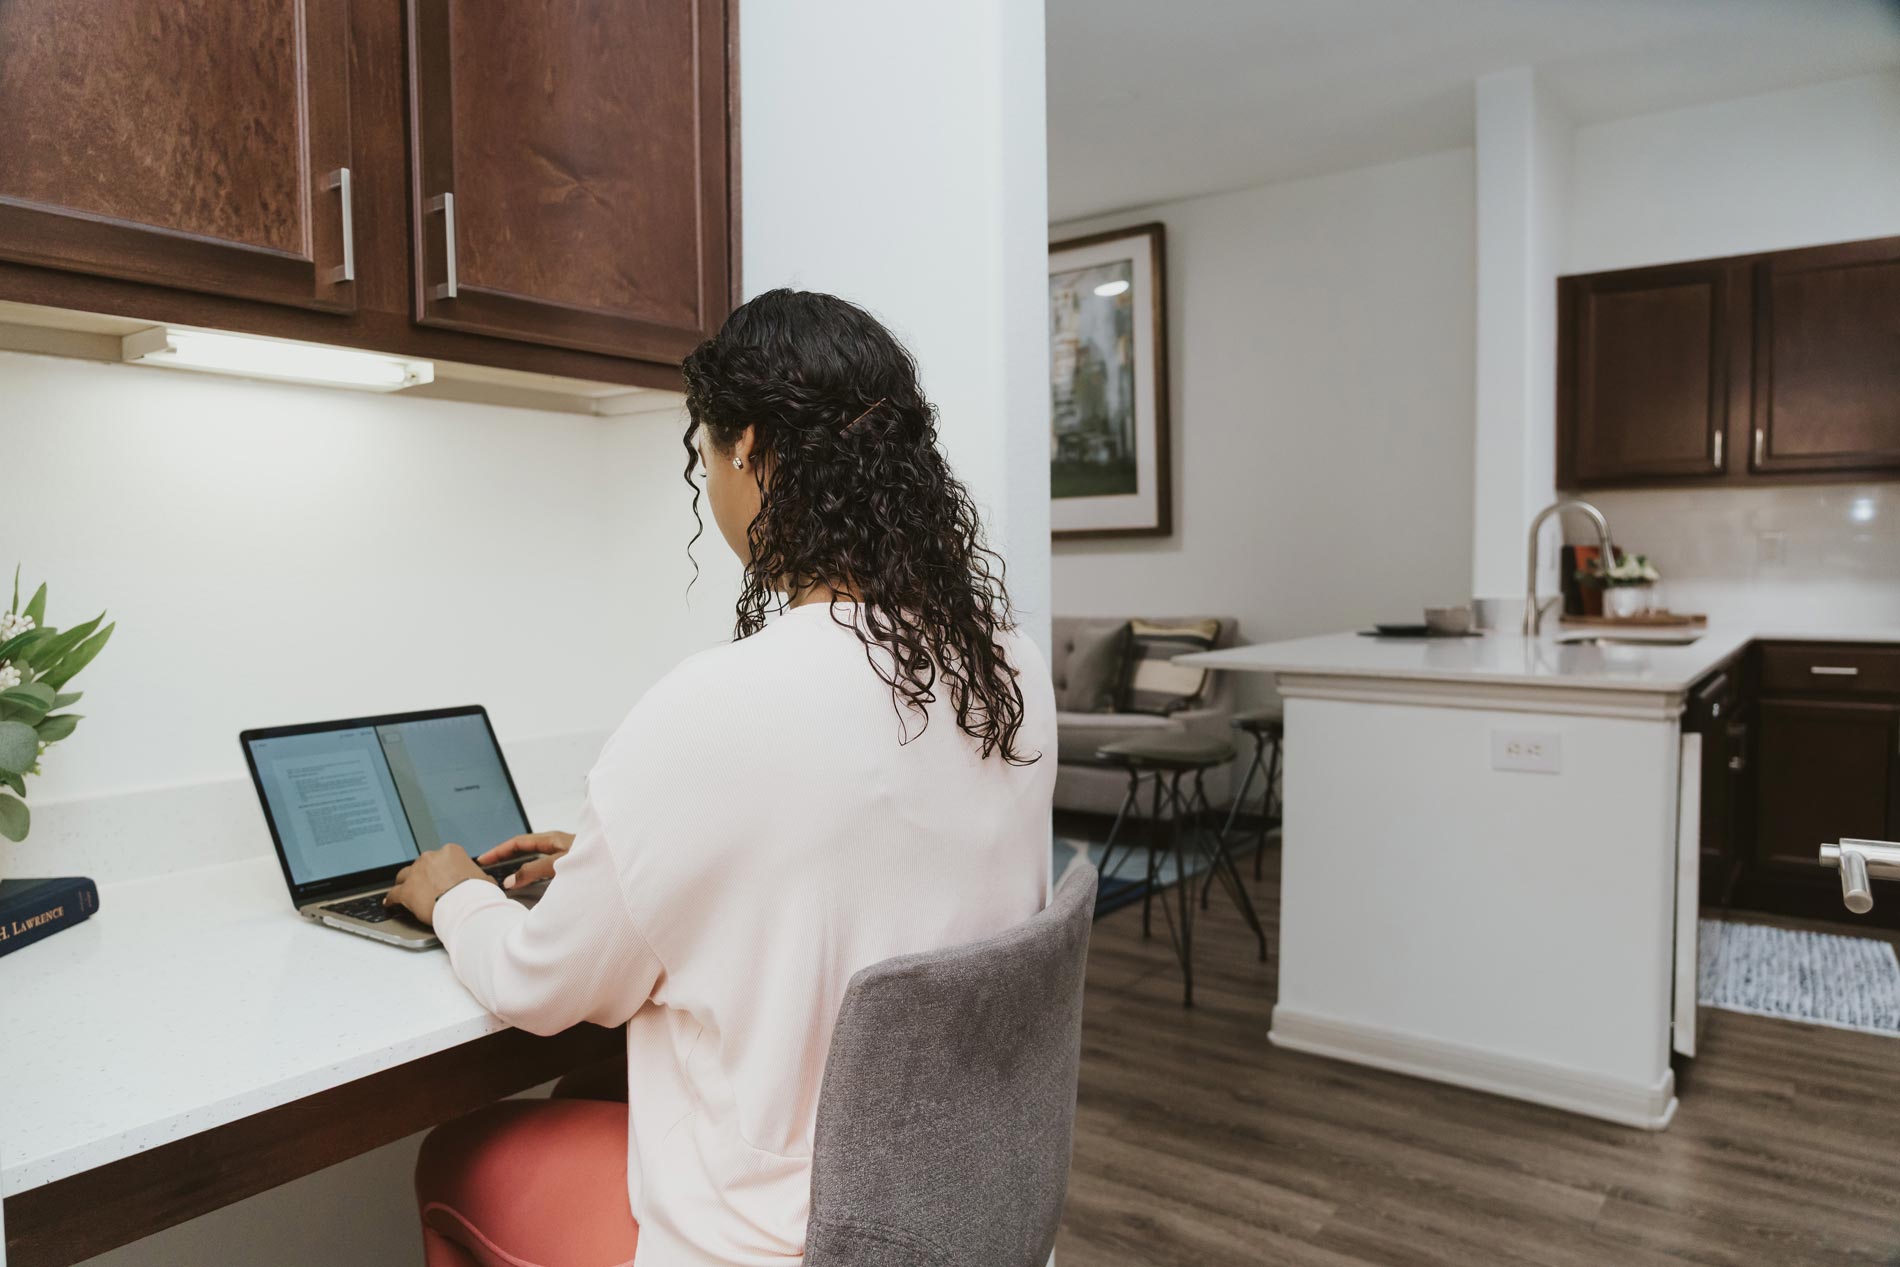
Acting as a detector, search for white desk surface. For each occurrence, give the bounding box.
[1178,626,1900,695]
[1,854,506,1199]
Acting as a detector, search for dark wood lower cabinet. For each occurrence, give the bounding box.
[1691,671,1745,907]
[1724,644,1900,929]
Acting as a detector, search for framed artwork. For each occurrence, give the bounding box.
[1048,221,1170,539]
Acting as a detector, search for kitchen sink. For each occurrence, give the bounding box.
[1557,634,1701,647]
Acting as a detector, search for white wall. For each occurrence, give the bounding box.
[740,0,1052,647]
[1,351,733,806]
[1568,72,1900,274]
[1560,71,1900,620]
[1471,68,1569,605]
[1050,149,1477,664]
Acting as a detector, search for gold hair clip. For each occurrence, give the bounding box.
[843,397,888,433]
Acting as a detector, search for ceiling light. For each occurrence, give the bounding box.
[121,327,434,392]
[1850,496,1877,524]
[1093,279,1130,298]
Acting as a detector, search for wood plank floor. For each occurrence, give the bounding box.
[1056,836,1900,1266]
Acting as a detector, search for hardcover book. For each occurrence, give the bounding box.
[0,877,100,959]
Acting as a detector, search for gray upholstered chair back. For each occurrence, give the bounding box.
[803,864,1100,1267]
[1050,616,1240,714]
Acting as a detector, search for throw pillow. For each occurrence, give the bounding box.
[1057,621,1130,713]
[1122,618,1221,715]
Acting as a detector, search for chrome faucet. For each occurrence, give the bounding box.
[1524,499,1615,637]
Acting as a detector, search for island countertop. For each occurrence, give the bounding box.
[1177,626,1900,695]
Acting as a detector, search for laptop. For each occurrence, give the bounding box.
[241,705,543,949]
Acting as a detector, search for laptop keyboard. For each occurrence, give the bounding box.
[328,893,406,924]
[322,862,528,927]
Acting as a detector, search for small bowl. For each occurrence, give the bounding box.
[1424,605,1473,635]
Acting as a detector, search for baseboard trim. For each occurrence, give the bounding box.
[1269,1006,1677,1131]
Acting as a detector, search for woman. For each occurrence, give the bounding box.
[385,289,1058,1267]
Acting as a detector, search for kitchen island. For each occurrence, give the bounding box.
[1179,629,1766,1129]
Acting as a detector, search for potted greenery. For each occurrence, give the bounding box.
[1578,553,1661,619]
[0,569,113,842]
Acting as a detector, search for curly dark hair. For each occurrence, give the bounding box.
[679,288,1034,764]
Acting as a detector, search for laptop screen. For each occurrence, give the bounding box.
[245,710,528,889]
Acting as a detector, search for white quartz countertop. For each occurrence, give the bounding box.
[0,854,507,1198]
[1178,626,1900,694]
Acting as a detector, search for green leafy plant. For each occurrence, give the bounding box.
[0,568,114,842]
[1576,553,1660,589]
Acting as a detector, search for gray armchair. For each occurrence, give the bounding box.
[1051,616,1239,817]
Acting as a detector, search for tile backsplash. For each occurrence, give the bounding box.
[1571,484,1900,628]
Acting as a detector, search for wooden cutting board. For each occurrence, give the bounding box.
[1560,612,1708,628]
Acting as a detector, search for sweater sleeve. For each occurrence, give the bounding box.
[431,799,660,1035]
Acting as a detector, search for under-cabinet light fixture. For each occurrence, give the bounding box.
[121,327,434,393]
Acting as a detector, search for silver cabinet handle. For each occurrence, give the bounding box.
[1810,665,1860,676]
[323,167,355,284]
[1754,427,1766,467]
[1820,839,1900,914]
[1712,430,1723,469]
[428,192,458,299]
[1841,849,1874,914]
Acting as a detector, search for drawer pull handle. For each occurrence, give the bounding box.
[1712,430,1723,469]
[1810,666,1860,677]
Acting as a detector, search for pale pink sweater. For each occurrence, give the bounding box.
[432,604,1057,1266]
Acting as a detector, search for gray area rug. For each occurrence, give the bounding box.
[1699,919,1900,1037]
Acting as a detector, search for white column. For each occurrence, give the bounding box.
[740,0,1053,650]
[1472,68,1573,608]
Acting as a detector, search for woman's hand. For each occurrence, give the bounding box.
[385,844,487,925]
[478,831,577,891]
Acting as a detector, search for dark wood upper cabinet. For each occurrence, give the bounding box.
[1558,234,1900,490]
[1558,263,1739,485]
[0,0,355,312]
[1751,237,1900,476]
[406,0,731,361]
[0,0,737,388]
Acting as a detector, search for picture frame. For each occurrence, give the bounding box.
[1048,221,1171,539]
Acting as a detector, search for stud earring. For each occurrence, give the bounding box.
[731,456,744,470]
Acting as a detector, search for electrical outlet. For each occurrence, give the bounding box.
[1491,730,1562,774]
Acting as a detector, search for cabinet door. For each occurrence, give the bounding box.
[1559,263,1744,486]
[1754,698,1899,874]
[406,0,733,361]
[0,0,355,311]
[1751,238,1900,476]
